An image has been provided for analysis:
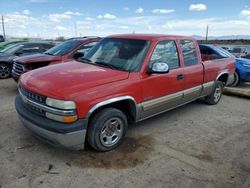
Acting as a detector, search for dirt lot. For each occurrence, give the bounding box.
[0,79,250,188]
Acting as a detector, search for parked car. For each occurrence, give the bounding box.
[0,42,54,79]
[15,34,235,151]
[0,35,4,43]
[242,53,250,60]
[221,46,230,51]
[0,39,29,50]
[231,47,248,58]
[12,37,100,81]
[199,44,250,86]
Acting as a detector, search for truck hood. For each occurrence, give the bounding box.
[20,61,129,99]
[236,58,250,65]
[15,53,61,64]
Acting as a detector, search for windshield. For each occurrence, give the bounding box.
[0,43,23,54]
[45,40,82,56]
[83,38,150,72]
[213,46,235,58]
[232,47,245,53]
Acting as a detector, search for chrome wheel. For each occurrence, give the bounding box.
[214,85,222,103]
[0,64,11,79]
[100,117,124,147]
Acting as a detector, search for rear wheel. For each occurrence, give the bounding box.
[0,63,11,79]
[87,108,128,152]
[228,72,240,87]
[204,81,223,105]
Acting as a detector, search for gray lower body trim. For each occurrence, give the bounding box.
[140,91,183,119]
[18,115,86,150]
[137,81,215,121]
[201,81,215,96]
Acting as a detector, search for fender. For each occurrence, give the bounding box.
[86,96,137,118]
[216,71,229,81]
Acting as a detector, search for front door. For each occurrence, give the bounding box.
[141,40,184,119]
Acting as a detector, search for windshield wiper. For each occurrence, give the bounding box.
[44,52,54,56]
[77,57,92,63]
[94,61,120,70]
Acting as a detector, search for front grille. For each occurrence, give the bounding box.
[19,86,46,105]
[26,103,46,116]
[19,86,47,116]
[12,62,24,75]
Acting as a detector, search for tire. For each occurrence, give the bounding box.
[228,72,240,87]
[87,108,128,152]
[0,63,11,79]
[204,81,223,105]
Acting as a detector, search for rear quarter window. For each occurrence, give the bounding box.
[180,40,198,66]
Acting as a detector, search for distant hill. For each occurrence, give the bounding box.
[193,35,250,40]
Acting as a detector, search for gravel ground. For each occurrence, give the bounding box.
[0,78,250,188]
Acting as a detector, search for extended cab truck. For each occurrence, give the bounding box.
[12,37,100,81]
[15,34,235,152]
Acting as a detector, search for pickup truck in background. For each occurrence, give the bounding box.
[12,37,100,81]
[200,44,250,86]
[15,34,235,152]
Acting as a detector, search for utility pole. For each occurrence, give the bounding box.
[205,25,209,42]
[1,16,6,39]
[75,22,77,38]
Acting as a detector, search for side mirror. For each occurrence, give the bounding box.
[148,62,170,74]
[73,52,84,59]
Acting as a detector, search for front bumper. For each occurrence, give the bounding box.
[15,96,88,150]
[12,71,20,82]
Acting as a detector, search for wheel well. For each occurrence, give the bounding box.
[88,100,137,124]
[217,73,229,85]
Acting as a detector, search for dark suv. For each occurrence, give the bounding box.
[12,37,100,81]
[0,42,54,79]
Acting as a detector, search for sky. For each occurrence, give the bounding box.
[0,0,250,39]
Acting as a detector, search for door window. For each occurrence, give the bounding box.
[77,42,98,54]
[150,40,179,70]
[22,44,40,54]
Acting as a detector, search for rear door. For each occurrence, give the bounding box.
[179,40,203,103]
[141,40,184,119]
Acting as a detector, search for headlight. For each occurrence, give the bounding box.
[46,98,76,109]
[241,63,250,68]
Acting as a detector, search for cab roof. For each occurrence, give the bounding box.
[107,33,195,41]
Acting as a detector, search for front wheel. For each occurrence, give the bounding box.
[87,108,128,152]
[204,81,223,105]
[0,63,11,79]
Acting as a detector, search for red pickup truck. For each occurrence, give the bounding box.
[15,34,235,151]
[12,37,100,81]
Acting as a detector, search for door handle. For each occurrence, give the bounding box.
[177,74,184,80]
